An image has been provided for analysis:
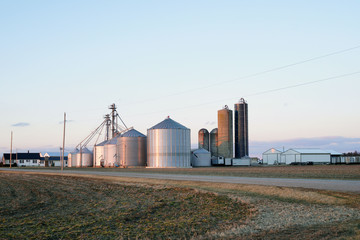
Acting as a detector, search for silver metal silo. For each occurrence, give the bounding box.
[117,129,147,167]
[147,117,191,168]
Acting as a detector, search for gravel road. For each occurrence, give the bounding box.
[2,168,359,193]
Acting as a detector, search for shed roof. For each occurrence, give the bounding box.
[286,148,331,154]
[263,148,283,154]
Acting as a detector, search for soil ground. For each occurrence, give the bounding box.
[1,169,360,239]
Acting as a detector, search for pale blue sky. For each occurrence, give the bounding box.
[1,1,359,157]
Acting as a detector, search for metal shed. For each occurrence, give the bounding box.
[282,148,331,165]
[262,148,283,165]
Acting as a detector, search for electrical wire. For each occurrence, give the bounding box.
[127,70,360,117]
[122,44,360,106]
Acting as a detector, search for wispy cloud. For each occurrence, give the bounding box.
[12,122,30,127]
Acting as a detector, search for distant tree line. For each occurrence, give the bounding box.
[343,151,360,156]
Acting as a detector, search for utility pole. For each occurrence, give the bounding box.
[62,112,66,171]
[10,131,13,168]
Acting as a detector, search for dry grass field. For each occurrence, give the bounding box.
[64,164,360,180]
[1,167,360,239]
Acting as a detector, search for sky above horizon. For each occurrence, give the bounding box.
[1,1,359,157]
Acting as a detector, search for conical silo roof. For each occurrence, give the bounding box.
[96,140,109,146]
[122,129,146,138]
[149,117,188,130]
[80,147,92,154]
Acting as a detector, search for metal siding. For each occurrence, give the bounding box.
[118,136,147,167]
[147,128,190,168]
[302,154,330,163]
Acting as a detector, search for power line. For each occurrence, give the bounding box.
[123,44,360,106]
[127,70,360,117]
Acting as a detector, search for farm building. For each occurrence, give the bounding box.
[2,152,41,166]
[281,148,340,165]
[40,156,68,167]
[262,148,283,165]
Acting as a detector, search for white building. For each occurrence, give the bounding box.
[281,148,332,164]
[2,152,41,166]
[262,148,283,165]
[262,148,342,165]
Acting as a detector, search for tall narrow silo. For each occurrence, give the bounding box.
[210,128,218,157]
[94,140,108,167]
[147,117,191,168]
[218,106,233,158]
[198,128,210,151]
[234,98,249,158]
[117,129,147,167]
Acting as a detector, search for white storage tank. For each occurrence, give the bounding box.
[191,148,211,167]
[76,147,93,167]
[104,136,121,167]
[70,149,79,168]
[94,140,108,167]
[147,117,191,168]
[67,153,72,168]
[117,129,147,167]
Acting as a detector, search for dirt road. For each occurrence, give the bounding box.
[2,168,359,193]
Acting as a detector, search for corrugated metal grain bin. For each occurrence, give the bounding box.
[147,117,191,168]
[76,147,93,167]
[67,153,72,167]
[104,136,120,167]
[117,129,147,167]
[94,140,108,167]
[70,149,79,167]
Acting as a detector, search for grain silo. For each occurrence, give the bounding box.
[70,149,79,167]
[198,128,210,151]
[191,148,211,167]
[234,98,249,158]
[76,147,93,167]
[147,117,191,168]
[210,128,218,157]
[104,136,120,167]
[67,153,72,167]
[117,129,147,167]
[218,106,233,158]
[94,140,108,167]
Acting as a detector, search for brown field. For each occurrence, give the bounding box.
[63,164,360,180]
[1,169,360,239]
